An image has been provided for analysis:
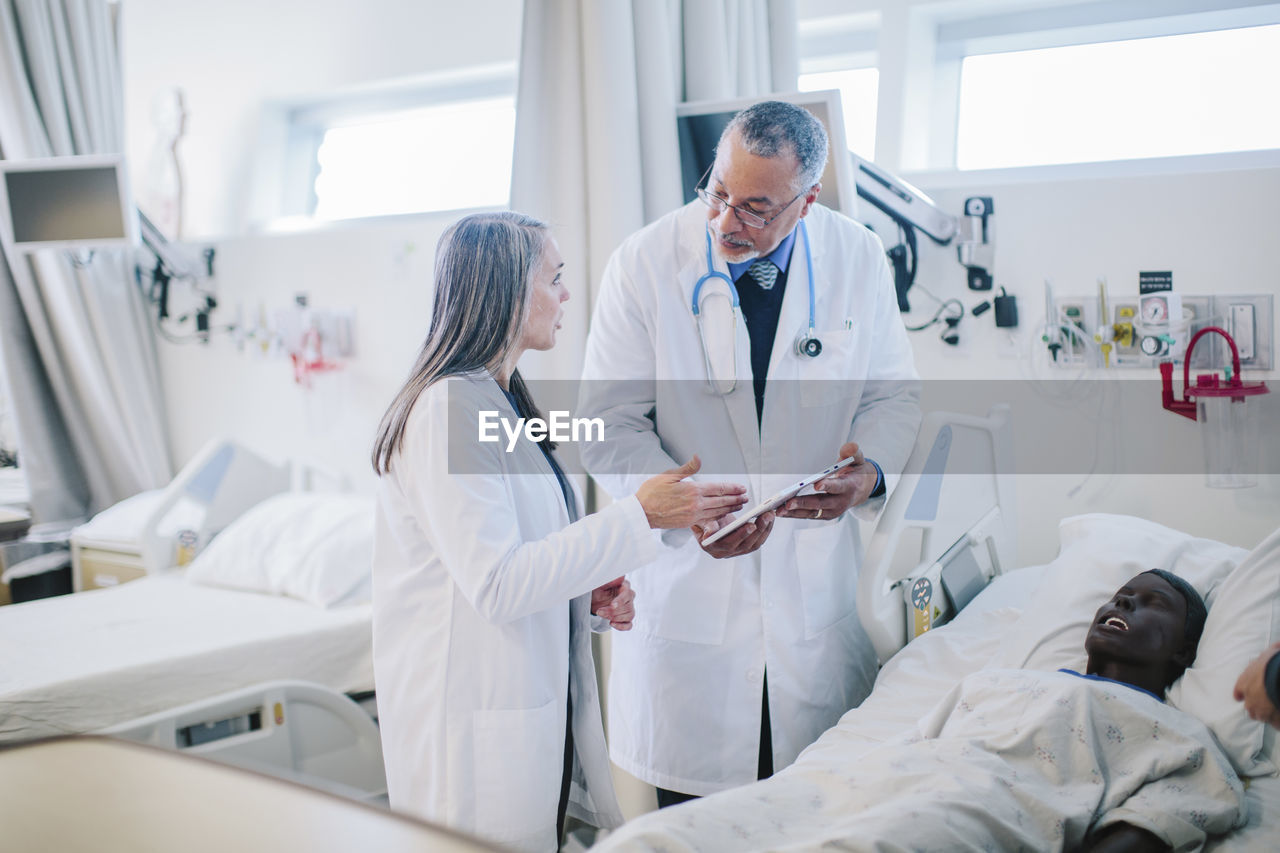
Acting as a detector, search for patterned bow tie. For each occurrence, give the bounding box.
[747,259,779,290]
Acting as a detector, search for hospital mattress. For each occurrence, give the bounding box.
[0,571,372,743]
[805,565,1279,851]
[598,564,1278,851]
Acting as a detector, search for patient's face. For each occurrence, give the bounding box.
[1085,573,1188,671]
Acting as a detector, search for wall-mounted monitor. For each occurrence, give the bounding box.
[0,154,137,253]
[675,89,857,221]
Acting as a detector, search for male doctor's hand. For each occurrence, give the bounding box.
[592,577,635,631]
[778,442,878,521]
[1233,642,1280,728]
[693,510,775,559]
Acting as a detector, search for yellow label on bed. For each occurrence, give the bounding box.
[913,604,932,637]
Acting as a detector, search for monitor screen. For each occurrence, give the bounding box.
[0,155,136,252]
[675,90,856,220]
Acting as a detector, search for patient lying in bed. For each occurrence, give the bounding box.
[595,571,1246,852]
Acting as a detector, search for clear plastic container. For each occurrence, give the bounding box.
[1197,394,1261,489]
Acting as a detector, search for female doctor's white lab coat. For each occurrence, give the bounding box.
[579,201,921,795]
[372,373,660,852]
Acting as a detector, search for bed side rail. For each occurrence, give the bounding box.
[101,680,386,803]
[857,405,1016,665]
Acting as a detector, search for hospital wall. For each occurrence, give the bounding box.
[124,0,1280,566]
[152,162,1280,570]
[903,160,1280,565]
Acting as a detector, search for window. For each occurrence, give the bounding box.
[955,24,1280,170]
[281,66,516,222]
[312,97,515,220]
[799,67,879,161]
[798,11,879,161]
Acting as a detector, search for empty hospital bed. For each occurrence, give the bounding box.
[593,408,1279,850]
[0,445,382,800]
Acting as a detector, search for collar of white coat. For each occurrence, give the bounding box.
[451,369,581,523]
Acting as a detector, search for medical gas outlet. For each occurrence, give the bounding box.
[1047,292,1273,370]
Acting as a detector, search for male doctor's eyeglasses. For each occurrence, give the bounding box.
[695,168,807,229]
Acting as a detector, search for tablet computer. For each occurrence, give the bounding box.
[700,455,859,546]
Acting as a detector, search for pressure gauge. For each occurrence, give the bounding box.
[1139,293,1182,326]
[1140,335,1169,357]
[1141,295,1169,323]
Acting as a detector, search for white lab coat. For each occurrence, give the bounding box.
[579,201,921,795]
[372,372,659,852]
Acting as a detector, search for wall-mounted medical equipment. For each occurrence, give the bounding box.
[956,196,994,291]
[674,91,990,314]
[0,154,137,252]
[850,154,968,312]
[850,155,957,243]
[1160,327,1269,489]
[1045,282,1273,372]
[0,153,220,342]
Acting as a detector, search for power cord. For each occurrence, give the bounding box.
[906,298,964,345]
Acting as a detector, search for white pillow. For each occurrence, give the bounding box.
[991,513,1267,771]
[186,492,374,608]
[1167,525,1280,777]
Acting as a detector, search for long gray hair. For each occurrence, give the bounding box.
[371,211,550,475]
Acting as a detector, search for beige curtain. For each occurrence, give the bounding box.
[510,0,798,382]
[0,1,172,528]
[509,0,799,825]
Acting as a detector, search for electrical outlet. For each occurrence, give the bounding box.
[1211,294,1274,370]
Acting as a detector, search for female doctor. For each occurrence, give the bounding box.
[369,212,747,852]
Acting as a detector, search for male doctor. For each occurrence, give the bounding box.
[579,100,921,805]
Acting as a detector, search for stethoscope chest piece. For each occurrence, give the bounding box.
[794,331,822,358]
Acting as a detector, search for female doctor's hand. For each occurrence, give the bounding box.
[592,577,635,631]
[778,442,877,521]
[635,456,748,530]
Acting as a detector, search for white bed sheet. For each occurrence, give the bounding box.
[0,572,372,742]
[810,566,1277,851]
[598,565,1278,850]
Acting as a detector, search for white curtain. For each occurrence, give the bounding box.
[510,0,798,381]
[0,0,172,528]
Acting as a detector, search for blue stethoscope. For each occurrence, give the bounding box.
[691,218,821,395]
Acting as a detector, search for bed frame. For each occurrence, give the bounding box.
[103,680,387,804]
[858,405,1017,665]
[72,439,293,590]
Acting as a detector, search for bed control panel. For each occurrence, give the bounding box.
[177,708,263,748]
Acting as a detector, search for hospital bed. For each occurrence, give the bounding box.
[0,445,382,801]
[0,737,496,852]
[594,408,1279,850]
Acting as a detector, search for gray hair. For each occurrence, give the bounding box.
[720,100,829,191]
[372,211,550,475]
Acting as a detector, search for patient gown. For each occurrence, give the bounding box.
[594,668,1246,852]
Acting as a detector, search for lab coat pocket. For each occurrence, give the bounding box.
[473,699,562,842]
[798,330,859,408]
[634,535,732,645]
[792,522,857,639]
